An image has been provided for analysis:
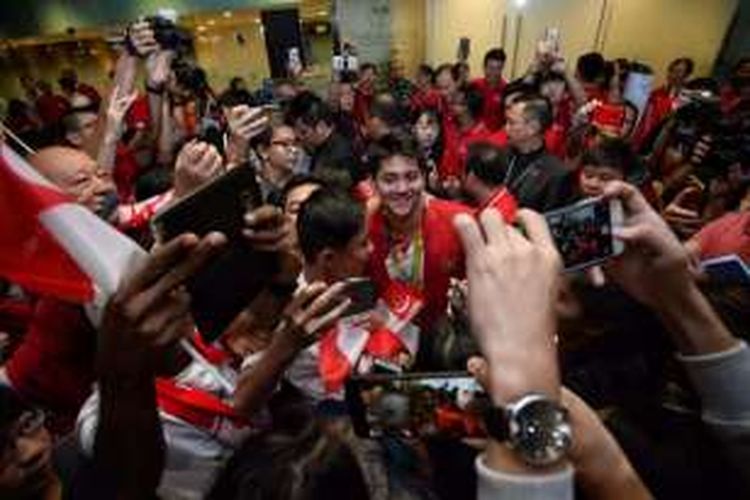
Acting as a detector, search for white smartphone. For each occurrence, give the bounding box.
[544,197,625,272]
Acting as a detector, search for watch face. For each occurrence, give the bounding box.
[509,398,572,466]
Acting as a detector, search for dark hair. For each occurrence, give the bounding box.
[510,93,553,132]
[435,63,459,83]
[502,79,539,106]
[576,52,606,83]
[466,142,509,187]
[285,92,335,128]
[280,174,325,207]
[368,132,424,175]
[580,137,636,177]
[297,188,365,261]
[456,85,485,121]
[453,62,469,77]
[312,166,354,193]
[207,422,370,500]
[360,63,378,75]
[484,48,507,66]
[370,94,407,129]
[417,64,435,83]
[669,57,695,77]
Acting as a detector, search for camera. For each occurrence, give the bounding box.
[126,16,193,57]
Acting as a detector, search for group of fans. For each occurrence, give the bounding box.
[1,14,750,500]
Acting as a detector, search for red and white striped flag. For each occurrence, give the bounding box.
[318,281,424,394]
[0,144,146,308]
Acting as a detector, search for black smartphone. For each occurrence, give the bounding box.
[346,372,490,439]
[341,277,378,317]
[457,37,471,62]
[544,197,624,272]
[152,165,278,342]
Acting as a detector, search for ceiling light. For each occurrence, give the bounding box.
[223,11,233,18]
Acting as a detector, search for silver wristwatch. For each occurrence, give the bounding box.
[483,393,572,467]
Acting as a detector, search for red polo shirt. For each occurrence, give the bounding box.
[470,77,507,131]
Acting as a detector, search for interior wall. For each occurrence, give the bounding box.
[506,0,602,80]
[336,0,392,64]
[391,0,426,78]
[602,0,738,82]
[425,0,506,79]
[422,0,738,84]
[191,13,271,92]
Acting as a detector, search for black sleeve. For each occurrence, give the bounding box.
[541,164,576,212]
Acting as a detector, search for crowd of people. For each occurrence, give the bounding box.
[1,15,750,500]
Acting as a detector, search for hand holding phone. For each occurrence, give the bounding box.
[152,166,277,342]
[226,105,271,150]
[544,197,625,272]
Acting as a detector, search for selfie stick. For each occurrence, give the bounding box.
[179,338,236,395]
[0,122,37,156]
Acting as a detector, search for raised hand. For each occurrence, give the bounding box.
[173,140,225,199]
[225,105,270,164]
[99,232,226,372]
[453,208,562,404]
[127,20,159,58]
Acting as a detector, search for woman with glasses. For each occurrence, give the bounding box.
[250,121,302,205]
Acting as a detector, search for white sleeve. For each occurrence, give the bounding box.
[475,454,574,500]
[678,341,750,482]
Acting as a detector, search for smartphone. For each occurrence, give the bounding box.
[346,372,490,439]
[457,37,471,62]
[152,166,278,342]
[341,277,379,317]
[701,255,750,286]
[544,198,625,272]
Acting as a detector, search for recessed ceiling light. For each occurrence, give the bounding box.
[223,11,233,18]
[197,25,207,32]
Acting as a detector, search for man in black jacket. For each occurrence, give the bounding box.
[504,93,574,211]
[286,92,362,183]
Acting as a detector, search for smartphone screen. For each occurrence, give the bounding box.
[346,373,490,439]
[544,198,624,272]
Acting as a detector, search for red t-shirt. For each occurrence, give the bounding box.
[367,197,471,331]
[114,144,141,203]
[35,94,70,126]
[470,77,507,131]
[634,86,675,148]
[126,94,151,131]
[5,298,96,432]
[694,211,750,263]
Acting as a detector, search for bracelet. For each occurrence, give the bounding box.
[146,83,165,94]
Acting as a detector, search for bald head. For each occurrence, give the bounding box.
[29,147,115,215]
